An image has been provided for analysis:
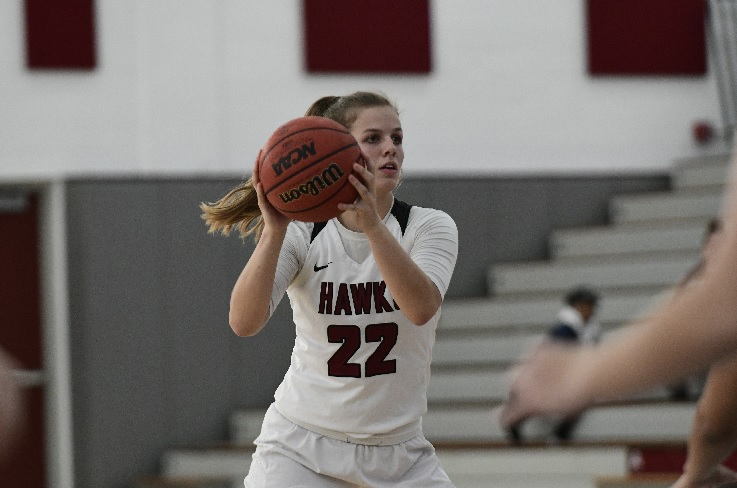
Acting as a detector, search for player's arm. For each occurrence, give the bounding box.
[676,354,737,486]
[229,156,291,337]
[340,164,455,325]
[364,219,447,325]
[229,226,288,336]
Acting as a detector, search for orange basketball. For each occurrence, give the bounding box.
[258,116,363,222]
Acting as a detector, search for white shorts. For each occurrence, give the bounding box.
[244,404,455,488]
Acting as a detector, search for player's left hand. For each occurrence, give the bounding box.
[337,158,382,232]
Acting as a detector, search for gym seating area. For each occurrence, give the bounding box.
[132,153,731,487]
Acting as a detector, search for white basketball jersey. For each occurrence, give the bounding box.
[273,201,457,440]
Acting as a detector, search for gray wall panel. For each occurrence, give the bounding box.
[65,173,668,487]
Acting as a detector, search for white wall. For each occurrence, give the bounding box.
[0,0,726,178]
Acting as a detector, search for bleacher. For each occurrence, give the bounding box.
[134,153,731,488]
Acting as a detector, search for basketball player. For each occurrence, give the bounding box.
[201,92,459,487]
[499,131,737,441]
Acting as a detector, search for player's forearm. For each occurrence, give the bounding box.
[683,359,737,481]
[586,276,737,400]
[365,224,441,325]
[683,425,737,483]
[229,227,287,336]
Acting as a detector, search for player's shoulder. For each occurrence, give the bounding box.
[405,204,457,230]
[286,220,313,243]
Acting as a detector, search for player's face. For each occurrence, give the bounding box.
[349,106,404,195]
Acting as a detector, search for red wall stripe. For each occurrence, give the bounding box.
[587,0,707,76]
[25,0,97,69]
[303,0,431,73]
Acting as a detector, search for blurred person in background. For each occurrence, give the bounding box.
[507,286,601,443]
[498,133,737,457]
[0,347,25,466]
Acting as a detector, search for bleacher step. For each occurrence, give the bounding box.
[489,253,696,296]
[595,473,679,488]
[550,222,707,259]
[438,446,627,488]
[161,446,254,479]
[428,368,672,404]
[671,153,730,190]
[439,291,659,332]
[422,402,695,444]
[610,190,723,224]
[132,476,238,488]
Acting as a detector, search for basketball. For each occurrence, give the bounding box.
[258,116,363,222]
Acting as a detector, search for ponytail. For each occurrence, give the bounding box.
[200,177,265,240]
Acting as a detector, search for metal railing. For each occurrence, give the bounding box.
[708,0,737,137]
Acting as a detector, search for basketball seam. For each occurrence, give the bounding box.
[261,126,351,165]
[262,142,359,197]
[274,154,363,216]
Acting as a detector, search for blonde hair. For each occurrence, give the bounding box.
[200,91,398,240]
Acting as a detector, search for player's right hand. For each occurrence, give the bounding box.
[252,151,290,230]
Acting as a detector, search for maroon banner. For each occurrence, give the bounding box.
[303,0,431,73]
[25,0,97,69]
[587,0,706,76]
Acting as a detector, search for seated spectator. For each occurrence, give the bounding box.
[508,286,601,443]
[549,286,602,346]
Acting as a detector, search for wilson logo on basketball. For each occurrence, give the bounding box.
[271,141,317,177]
[279,163,345,204]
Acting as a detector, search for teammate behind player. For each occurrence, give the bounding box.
[201,91,459,487]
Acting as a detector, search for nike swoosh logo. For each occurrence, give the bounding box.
[313,262,331,272]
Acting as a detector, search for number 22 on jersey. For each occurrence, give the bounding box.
[327,323,398,378]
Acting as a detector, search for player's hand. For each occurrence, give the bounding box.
[498,343,594,429]
[337,158,382,232]
[252,151,290,232]
[671,466,737,488]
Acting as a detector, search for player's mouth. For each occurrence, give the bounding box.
[378,162,399,175]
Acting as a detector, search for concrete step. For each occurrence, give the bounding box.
[488,252,698,296]
[432,333,543,366]
[437,446,628,488]
[609,190,723,224]
[228,402,695,448]
[671,153,730,190]
[133,476,237,488]
[427,368,672,404]
[438,291,661,332]
[550,221,708,259]
[423,402,696,444]
[157,442,631,488]
[229,410,265,447]
[595,473,679,488]
[160,446,253,483]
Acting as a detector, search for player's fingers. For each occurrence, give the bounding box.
[252,150,263,186]
[497,391,529,429]
[348,172,370,197]
[352,162,374,189]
